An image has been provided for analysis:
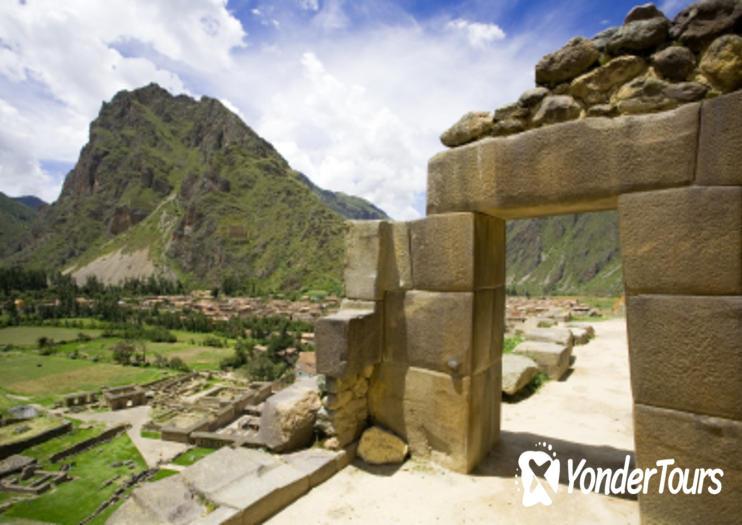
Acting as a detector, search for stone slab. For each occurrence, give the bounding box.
[523,327,574,347]
[180,447,279,495]
[368,364,499,473]
[513,341,571,379]
[108,475,206,525]
[409,212,505,291]
[213,463,310,524]
[502,353,539,395]
[315,305,382,377]
[627,295,742,421]
[427,103,699,219]
[634,404,742,525]
[190,506,240,525]
[283,448,341,487]
[697,81,742,186]
[567,326,591,345]
[619,186,742,295]
[384,289,502,376]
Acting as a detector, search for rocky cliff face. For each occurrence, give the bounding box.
[9,83,386,292]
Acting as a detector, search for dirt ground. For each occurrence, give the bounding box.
[268,318,639,525]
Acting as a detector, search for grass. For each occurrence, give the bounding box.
[49,331,235,371]
[503,335,523,354]
[140,430,161,439]
[21,419,106,461]
[149,468,179,482]
[0,353,166,402]
[2,433,147,525]
[0,326,103,346]
[0,415,65,446]
[172,447,215,466]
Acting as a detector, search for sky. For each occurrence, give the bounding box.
[0,0,687,220]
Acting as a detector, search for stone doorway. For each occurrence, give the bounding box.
[316,91,741,523]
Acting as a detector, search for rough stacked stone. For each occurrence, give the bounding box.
[440,0,742,148]
[316,366,373,449]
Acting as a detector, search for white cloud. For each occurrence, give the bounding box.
[0,0,569,220]
[298,0,319,12]
[447,18,506,48]
[0,0,244,202]
[0,99,61,202]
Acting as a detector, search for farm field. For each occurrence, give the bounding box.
[0,353,169,402]
[0,326,103,346]
[0,323,238,372]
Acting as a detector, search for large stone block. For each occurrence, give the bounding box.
[634,404,742,525]
[427,103,699,219]
[627,295,742,421]
[619,187,742,295]
[501,353,539,395]
[344,220,391,300]
[384,289,503,376]
[409,212,505,291]
[697,90,742,186]
[367,364,499,473]
[315,304,382,377]
[513,341,571,380]
[523,327,574,347]
[258,382,321,452]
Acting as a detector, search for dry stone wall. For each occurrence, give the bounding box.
[440,0,742,148]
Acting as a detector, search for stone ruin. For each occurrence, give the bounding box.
[315,1,742,522]
[102,385,146,410]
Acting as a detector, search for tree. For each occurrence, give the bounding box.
[112,340,136,365]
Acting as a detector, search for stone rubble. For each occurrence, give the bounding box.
[357,426,409,465]
[440,0,742,148]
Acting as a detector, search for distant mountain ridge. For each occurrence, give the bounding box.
[2,83,387,293]
[506,211,622,297]
[13,195,48,210]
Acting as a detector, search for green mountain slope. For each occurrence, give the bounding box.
[297,172,389,220]
[8,83,389,293]
[0,192,37,258]
[506,211,623,297]
[13,196,47,210]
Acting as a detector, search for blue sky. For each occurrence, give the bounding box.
[0,0,687,219]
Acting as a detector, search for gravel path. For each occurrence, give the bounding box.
[74,405,189,467]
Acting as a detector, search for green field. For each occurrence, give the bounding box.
[173,447,215,466]
[0,415,65,446]
[0,353,169,402]
[2,432,147,525]
[21,418,106,461]
[0,326,103,346]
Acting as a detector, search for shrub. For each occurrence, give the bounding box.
[168,356,190,372]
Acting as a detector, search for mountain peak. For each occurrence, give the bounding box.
[3,83,387,293]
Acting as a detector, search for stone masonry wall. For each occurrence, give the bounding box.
[316,216,505,472]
